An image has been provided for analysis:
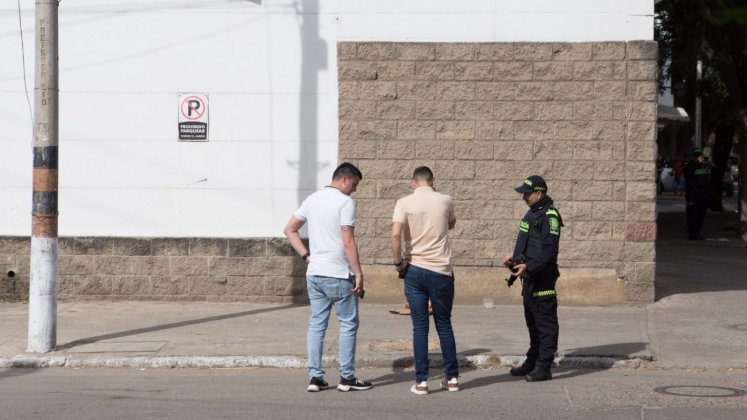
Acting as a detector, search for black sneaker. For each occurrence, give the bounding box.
[337,376,373,392]
[307,377,329,392]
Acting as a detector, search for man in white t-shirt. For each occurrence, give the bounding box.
[283,162,372,393]
[391,166,459,395]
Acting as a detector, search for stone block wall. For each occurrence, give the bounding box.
[338,41,658,304]
[0,237,308,303]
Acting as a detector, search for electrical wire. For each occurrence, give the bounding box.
[17,0,34,133]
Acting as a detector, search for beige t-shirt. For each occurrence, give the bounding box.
[392,186,455,276]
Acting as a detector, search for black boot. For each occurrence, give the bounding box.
[525,366,552,382]
[509,360,535,377]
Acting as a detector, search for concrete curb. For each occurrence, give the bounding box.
[0,354,649,370]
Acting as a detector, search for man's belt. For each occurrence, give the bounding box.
[531,290,557,298]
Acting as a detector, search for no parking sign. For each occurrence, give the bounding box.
[178,93,209,141]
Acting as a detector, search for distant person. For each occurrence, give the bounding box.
[391,166,459,395]
[672,155,685,195]
[684,148,711,240]
[283,162,373,392]
[503,175,563,382]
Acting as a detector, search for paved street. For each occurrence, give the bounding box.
[1,367,745,420]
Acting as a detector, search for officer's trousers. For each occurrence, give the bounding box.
[686,198,707,239]
[523,296,559,368]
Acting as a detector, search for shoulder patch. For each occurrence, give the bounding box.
[545,209,558,217]
[549,217,560,235]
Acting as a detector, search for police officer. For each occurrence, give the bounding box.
[502,175,563,382]
[684,148,711,240]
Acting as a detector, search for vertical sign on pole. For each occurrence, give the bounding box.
[178,93,209,141]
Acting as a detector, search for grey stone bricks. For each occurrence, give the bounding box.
[493,62,533,80]
[94,256,133,275]
[625,281,655,303]
[550,43,592,61]
[0,236,310,303]
[592,42,626,60]
[153,238,190,256]
[339,41,658,303]
[534,62,574,81]
[628,42,658,60]
[475,44,514,61]
[436,43,475,61]
[112,238,152,256]
[228,239,266,257]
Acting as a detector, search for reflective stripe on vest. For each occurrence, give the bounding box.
[531,290,557,298]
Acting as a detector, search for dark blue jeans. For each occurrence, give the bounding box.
[404,264,458,382]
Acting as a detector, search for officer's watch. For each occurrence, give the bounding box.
[302,252,310,262]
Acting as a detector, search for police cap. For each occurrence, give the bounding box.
[515,175,548,194]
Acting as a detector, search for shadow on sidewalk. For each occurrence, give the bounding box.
[460,341,647,387]
[461,373,518,389]
[369,348,494,388]
[562,342,648,358]
[655,196,747,300]
[55,304,297,351]
[0,368,42,381]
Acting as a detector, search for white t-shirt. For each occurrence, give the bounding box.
[294,187,356,279]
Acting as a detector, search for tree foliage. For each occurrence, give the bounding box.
[656,0,747,221]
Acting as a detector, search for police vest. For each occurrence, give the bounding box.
[693,164,710,188]
[513,203,562,282]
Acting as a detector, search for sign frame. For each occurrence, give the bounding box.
[178,93,209,141]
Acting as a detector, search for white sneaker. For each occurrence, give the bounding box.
[410,381,428,395]
[441,377,459,392]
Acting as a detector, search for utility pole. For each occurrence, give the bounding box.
[28,0,59,353]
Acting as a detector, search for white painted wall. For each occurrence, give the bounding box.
[0,0,653,237]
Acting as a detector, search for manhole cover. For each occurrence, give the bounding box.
[654,385,746,398]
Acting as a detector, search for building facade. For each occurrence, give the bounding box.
[0,1,656,304]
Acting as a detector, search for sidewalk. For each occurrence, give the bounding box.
[1,193,745,370]
[0,300,649,370]
[650,192,747,369]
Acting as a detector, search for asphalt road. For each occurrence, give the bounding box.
[1,367,746,420]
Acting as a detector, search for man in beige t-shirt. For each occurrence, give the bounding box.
[391,166,458,395]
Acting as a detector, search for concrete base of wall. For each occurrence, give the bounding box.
[361,265,625,306]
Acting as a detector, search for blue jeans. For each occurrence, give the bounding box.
[306,274,359,380]
[404,264,458,382]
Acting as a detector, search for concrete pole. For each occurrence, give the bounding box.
[28,0,59,353]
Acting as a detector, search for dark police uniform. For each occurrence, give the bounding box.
[509,176,563,381]
[683,151,710,240]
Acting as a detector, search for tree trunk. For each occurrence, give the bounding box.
[739,130,747,237]
[702,25,747,234]
[709,124,734,211]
